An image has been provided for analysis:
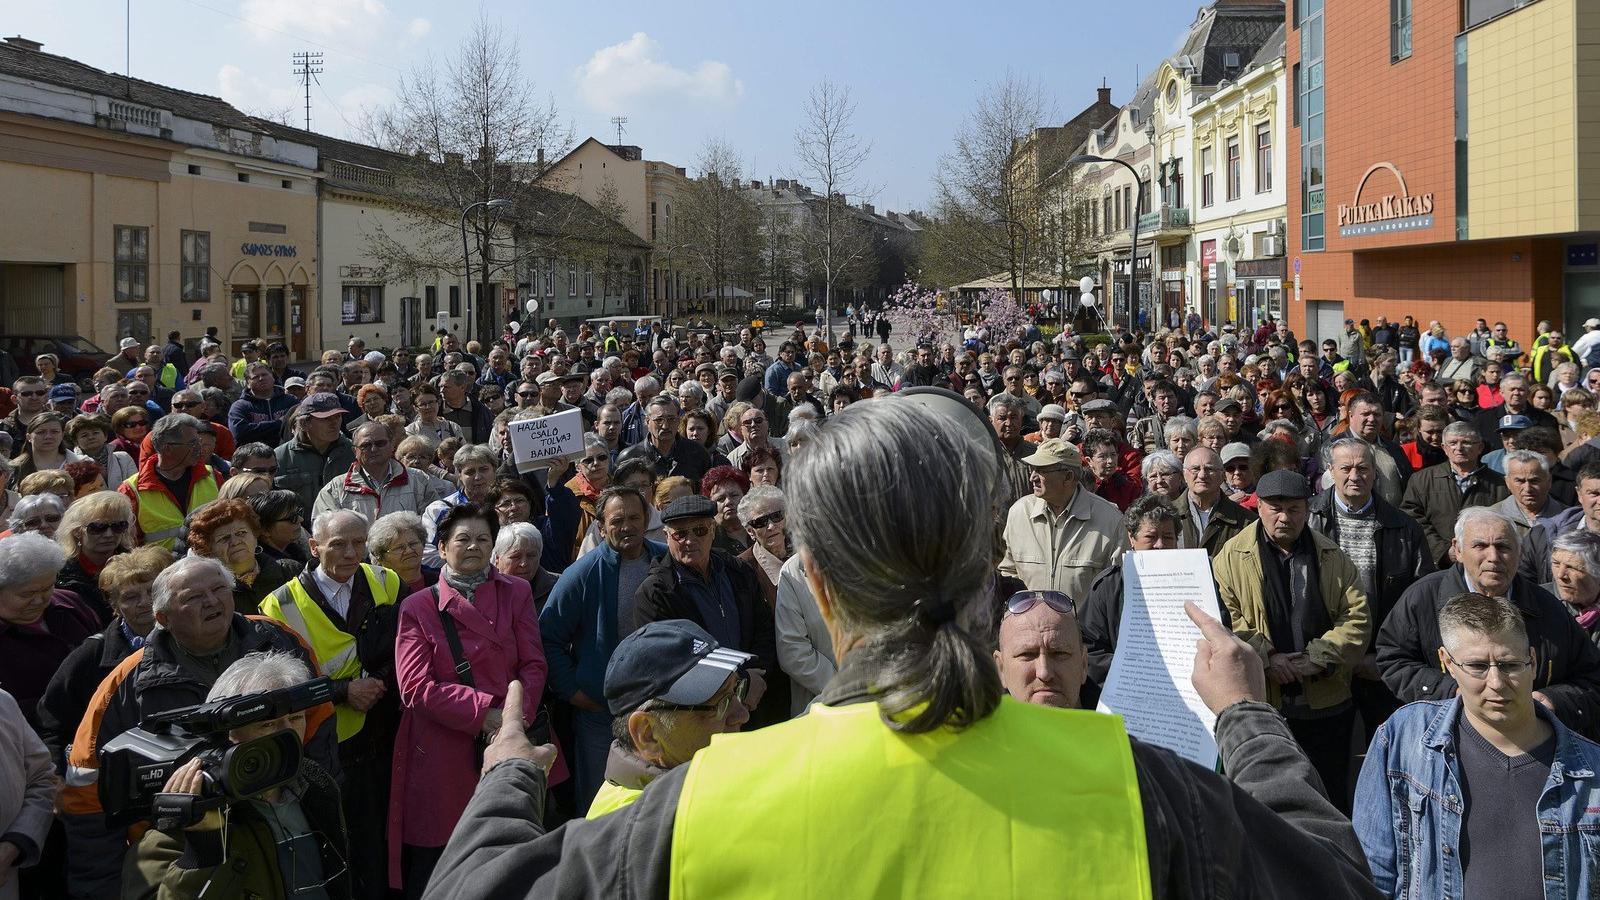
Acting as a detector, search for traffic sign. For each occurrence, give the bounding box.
[1293,257,1302,276]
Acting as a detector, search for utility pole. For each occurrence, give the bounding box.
[610,116,628,146]
[291,51,324,132]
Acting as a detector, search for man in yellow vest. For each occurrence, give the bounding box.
[117,412,222,548]
[417,393,1378,900]
[586,620,753,819]
[259,507,401,900]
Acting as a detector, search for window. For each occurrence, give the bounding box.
[584,266,594,297]
[1171,158,1185,209]
[1391,0,1412,61]
[116,310,151,344]
[1200,148,1214,207]
[341,285,384,324]
[425,286,438,318]
[650,202,658,241]
[1123,188,1132,231]
[114,225,149,303]
[1139,173,1150,219]
[237,173,250,183]
[281,179,292,190]
[1104,193,1114,233]
[568,262,578,296]
[180,230,210,302]
[449,285,461,317]
[544,260,555,297]
[1226,138,1241,201]
[1300,0,1326,251]
[1466,0,1541,29]
[1255,125,1274,193]
[187,164,201,175]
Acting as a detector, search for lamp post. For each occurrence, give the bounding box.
[460,198,511,341]
[1070,154,1143,332]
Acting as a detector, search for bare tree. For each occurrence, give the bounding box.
[675,139,761,319]
[361,16,575,339]
[794,80,872,336]
[1035,166,1095,330]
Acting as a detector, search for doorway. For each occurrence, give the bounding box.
[401,296,421,348]
[1308,299,1345,346]
[289,287,306,358]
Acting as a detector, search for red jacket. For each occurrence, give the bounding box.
[1094,472,1141,511]
[117,453,225,545]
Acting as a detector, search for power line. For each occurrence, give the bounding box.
[292,51,323,132]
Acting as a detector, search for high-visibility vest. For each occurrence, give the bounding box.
[157,363,179,388]
[669,698,1151,899]
[259,563,400,741]
[586,780,642,819]
[123,467,219,548]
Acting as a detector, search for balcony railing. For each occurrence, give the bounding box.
[1136,206,1191,233]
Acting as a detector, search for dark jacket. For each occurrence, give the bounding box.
[1376,567,1600,737]
[233,551,303,617]
[36,619,140,773]
[418,660,1380,900]
[227,389,297,446]
[1398,462,1509,568]
[1177,492,1255,557]
[617,437,714,487]
[1306,491,1435,643]
[56,558,113,626]
[274,431,357,520]
[1372,375,1413,418]
[1474,403,1560,446]
[0,590,100,731]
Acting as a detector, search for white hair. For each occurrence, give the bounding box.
[7,493,64,533]
[1502,449,1550,475]
[492,521,544,565]
[151,555,235,615]
[737,484,785,523]
[207,651,313,701]
[1452,506,1515,546]
[312,508,369,542]
[369,511,427,560]
[0,531,66,589]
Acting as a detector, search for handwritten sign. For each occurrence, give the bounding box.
[507,408,584,473]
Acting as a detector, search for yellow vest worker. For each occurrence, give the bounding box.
[120,465,220,549]
[259,562,401,741]
[669,699,1150,899]
[585,781,641,819]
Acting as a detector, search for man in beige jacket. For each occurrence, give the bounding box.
[997,438,1127,602]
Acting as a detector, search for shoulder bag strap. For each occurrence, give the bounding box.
[431,586,475,688]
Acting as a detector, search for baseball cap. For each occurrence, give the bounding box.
[119,337,140,351]
[1256,469,1311,500]
[298,392,344,419]
[284,376,307,390]
[1080,398,1119,415]
[1021,438,1083,470]
[48,384,77,403]
[1220,442,1252,465]
[604,620,754,717]
[1586,318,1600,329]
[1214,397,1243,413]
[661,494,717,525]
[1038,404,1067,423]
[1497,414,1533,432]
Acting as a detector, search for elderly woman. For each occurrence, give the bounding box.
[487,477,541,527]
[491,521,558,609]
[54,491,135,625]
[566,434,611,546]
[10,412,79,479]
[1548,529,1600,645]
[186,498,300,616]
[217,471,274,501]
[735,484,789,608]
[1163,416,1197,460]
[0,683,53,900]
[6,493,64,540]
[371,510,438,598]
[1141,449,1185,503]
[0,533,100,732]
[653,475,694,511]
[741,446,782,488]
[390,502,562,892]
[702,465,751,556]
[250,488,310,566]
[348,384,392,435]
[37,545,167,772]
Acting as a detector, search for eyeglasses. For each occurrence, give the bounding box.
[1444,648,1532,680]
[746,510,785,530]
[652,677,749,720]
[666,524,713,541]
[516,391,538,399]
[85,520,130,535]
[1224,463,1252,473]
[1005,591,1076,617]
[580,455,607,466]
[741,416,766,427]
[122,420,150,429]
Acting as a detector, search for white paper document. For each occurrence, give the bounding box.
[1095,548,1222,769]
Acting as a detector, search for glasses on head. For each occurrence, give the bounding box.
[746,510,785,530]
[652,676,749,720]
[85,520,130,535]
[666,524,713,541]
[1005,591,1076,618]
[1444,649,1532,680]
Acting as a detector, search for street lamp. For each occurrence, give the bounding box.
[461,198,511,340]
[1070,153,1143,332]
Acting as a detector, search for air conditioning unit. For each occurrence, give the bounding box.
[1261,235,1285,257]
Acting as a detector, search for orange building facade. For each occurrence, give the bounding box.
[1287,0,1600,347]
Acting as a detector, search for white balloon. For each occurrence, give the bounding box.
[1078,276,1095,295]
[1080,292,1096,307]
[525,299,539,314]
[508,321,521,333]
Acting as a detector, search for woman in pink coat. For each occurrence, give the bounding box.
[388,502,565,894]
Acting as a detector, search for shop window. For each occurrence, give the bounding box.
[116,310,152,344]
[425,285,438,318]
[342,285,384,324]
[1391,0,1412,61]
[181,230,210,302]
[114,225,149,303]
[1256,124,1273,193]
[1226,138,1241,201]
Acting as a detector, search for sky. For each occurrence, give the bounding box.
[7,0,1228,212]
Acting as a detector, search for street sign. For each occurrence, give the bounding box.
[1293,257,1302,275]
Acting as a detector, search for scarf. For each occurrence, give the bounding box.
[442,564,492,601]
[1256,527,1331,657]
[751,541,787,589]
[1574,603,1600,633]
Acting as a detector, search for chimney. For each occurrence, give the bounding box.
[4,36,43,51]
[776,178,790,190]
[861,203,875,215]
[1097,85,1112,105]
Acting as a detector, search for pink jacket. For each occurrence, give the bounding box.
[387,569,559,886]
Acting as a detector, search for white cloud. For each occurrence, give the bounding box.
[339,82,394,113]
[406,17,432,40]
[216,63,301,116]
[237,0,390,43]
[575,32,743,113]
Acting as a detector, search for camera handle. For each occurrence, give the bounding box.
[151,790,226,833]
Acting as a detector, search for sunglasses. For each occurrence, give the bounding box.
[580,455,608,466]
[23,515,62,529]
[86,520,130,535]
[746,510,785,530]
[17,390,46,398]
[122,420,150,429]
[666,524,713,540]
[741,416,766,427]
[173,400,202,409]
[653,676,749,719]
[1005,591,1075,617]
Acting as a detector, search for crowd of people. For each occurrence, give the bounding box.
[0,306,1597,898]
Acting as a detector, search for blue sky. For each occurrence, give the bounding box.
[9,0,1229,211]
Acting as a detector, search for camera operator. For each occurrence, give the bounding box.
[62,556,338,900]
[125,652,351,899]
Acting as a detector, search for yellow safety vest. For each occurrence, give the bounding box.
[669,698,1151,900]
[259,563,400,741]
[157,363,178,389]
[586,780,642,819]
[230,358,247,380]
[123,467,219,549]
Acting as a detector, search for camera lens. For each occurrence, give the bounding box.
[219,732,299,799]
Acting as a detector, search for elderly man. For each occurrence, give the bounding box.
[260,509,401,898]
[1179,446,1254,555]
[1436,336,1482,384]
[118,412,225,548]
[1078,496,1185,706]
[993,588,1085,709]
[439,369,493,443]
[1401,421,1510,569]
[274,393,357,521]
[618,395,713,485]
[869,343,902,390]
[1377,506,1600,736]
[1212,469,1370,808]
[227,361,296,447]
[619,375,661,447]
[1308,436,1434,742]
[587,620,754,818]
[62,555,336,899]
[773,553,835,716]
[1494,449,1569,540]
[997,438,1127,602]
[313,421,439,522]
[1475,371,1560,445]
[726,402,788,470]
[540,486,670,808]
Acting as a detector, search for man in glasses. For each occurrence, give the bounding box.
[312,421,440,521]
[1356,592,1600,899]
[2,375,49,445]
[727,401,787,471]
[587,619,754,818]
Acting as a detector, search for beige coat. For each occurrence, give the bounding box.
[998,488,1128,600]
[0,690,54,900]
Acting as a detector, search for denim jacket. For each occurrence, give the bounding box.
[1354,698,1600,900]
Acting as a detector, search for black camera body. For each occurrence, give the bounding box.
[99,676,332,830]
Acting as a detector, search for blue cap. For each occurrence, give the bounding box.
[1497,414,1533,432]
[48,384,77,403]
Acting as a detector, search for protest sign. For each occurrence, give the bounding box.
[1096,548,1223,769]
[507,408,584,473]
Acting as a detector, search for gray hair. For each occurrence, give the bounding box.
[785,417,821,450]
[491,521,544,565]
[677,382,707,403]
[583,433,608,455]
[453,444,499,471]
[0,531,66,589]
[785,398,1002,734]
[8,493,65,532]
[1122,494,1182,537]
[1553,529,1600,580]
[646,393,680,417]
[1162,416,1197,442]
[604,388,633,408]
[151,412,203,447]
[443,369,473,387]
[1441,421,1481,444]
[737,484,784,523]
[1500,371,1528,388]
[311,508,368,542]
[1438,592,1527,653]
[633,375,660,396]
[1141,449,1182,481]
[151,555,235,615]
[207,651,313,702]
[986,393,1025,418]
[369,511,427,560]
[1453,506,1515,546]
[1322,435,1377,470]
[1502,448,1550,475]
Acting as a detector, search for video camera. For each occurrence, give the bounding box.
[98,676,332,831]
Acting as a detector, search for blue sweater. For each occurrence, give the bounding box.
[539,538,668,705]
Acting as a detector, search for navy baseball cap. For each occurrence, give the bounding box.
[48,384,77,403]
[1497,414,1533,432]
[604,620,753,717]
[298,392,344,419]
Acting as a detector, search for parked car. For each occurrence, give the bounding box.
[755,298,776,313]
[0,334,113,384]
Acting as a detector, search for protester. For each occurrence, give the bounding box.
[1548,529,1600,645]
[1401,422,1509,568]
[998,438,1127,599]
[1178,445,1254,554]
[491,521,559,608]
[186,498,301,615]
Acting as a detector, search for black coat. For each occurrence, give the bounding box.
[57,558,113,627]
[36,620,141,773]
[1080,561,1232,711]
[1307,491,1435,645]
[1176,493,1255,557]
[1474,403,1560,446]
[1398,462,1509,569]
